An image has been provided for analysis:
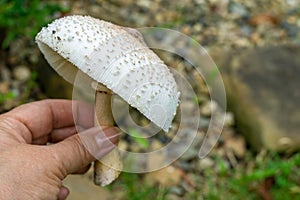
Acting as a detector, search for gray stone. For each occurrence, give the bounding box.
[229,2,249,17]
[200,100,218,117]
[168,186,185,196]
[197,157,215,169]
[224,112,235,127]
[216,45,300,152]
[13,65,31,81]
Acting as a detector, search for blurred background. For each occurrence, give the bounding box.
[1,0,300,199]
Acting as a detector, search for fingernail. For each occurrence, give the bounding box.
[79,126,121,160]
[94,131,120,146]
[103,127,121,136]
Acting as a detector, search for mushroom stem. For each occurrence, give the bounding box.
[94,83,122,186]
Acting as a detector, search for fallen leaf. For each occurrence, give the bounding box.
[257,177,275,200]
[249,14,280,26]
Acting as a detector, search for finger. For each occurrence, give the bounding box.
[2,99,94,143]
[72,101,94,129]
[57,185,69,200]
[49,126,80,143]
[32,126,78,145]
[31,136,48,145]
[32,125,86,145]
[50,127,120,174]
[72,164,91,174]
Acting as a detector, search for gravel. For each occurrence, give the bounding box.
[1,0,299,198]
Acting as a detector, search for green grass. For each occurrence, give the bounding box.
[0,0,69,48]
[109,173,168,200]
[0,91,16,104]
[107,151,300,199]
[202,151,300,199]
[0,70,42,109]
[128,128,150,149]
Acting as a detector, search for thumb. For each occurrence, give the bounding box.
[50,127,119,174]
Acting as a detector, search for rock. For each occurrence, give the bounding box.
[229,2,249,18]
[224,112,235,127]
[281,21,298,37]
[200,100,218,116]
[136,0,151,8]
[145,165,183,187]
[131,12,149,26]
[197,157,214,169]
[234,38,251,48]
[181,25,191,35]
[129,142,142,153]
[168,186,185,196]
[118,140,128,151]
[150,140,163,150]
[248,14,280,27]
[0,82,9,93]
[216,45,300,152]
[199,117,210,127]
[13,65,31,81]
[209,0,229,17]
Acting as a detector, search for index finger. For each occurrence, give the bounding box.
[2,99,94,143]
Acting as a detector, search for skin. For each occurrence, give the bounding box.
[0,99,119,200]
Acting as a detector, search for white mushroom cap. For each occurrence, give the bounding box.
[35,15,179,131]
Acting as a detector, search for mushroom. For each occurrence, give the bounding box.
[35,15,179,186]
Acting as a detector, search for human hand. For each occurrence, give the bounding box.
[0,99,119,200]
